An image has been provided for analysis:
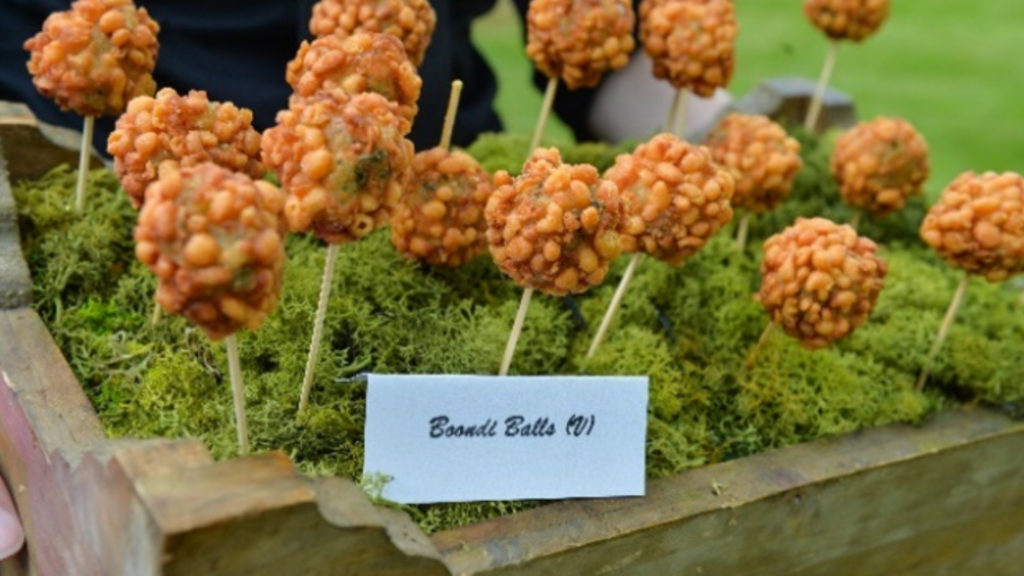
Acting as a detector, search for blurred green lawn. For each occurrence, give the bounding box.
[471,0,1024,196]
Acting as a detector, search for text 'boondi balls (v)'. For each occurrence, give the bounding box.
[759,217,887,349]
[134,163,287,341]
[486,148,623,295]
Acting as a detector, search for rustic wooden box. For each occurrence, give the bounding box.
[1,106,1022,576]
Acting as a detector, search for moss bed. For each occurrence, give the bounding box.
[12,131,1024,534]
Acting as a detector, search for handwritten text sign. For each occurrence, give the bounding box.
[363,374,649,504]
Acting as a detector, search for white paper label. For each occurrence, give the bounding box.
[363,374,649,504]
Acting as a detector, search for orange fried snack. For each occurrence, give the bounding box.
[526,0,636,90]
[135,163,287,341]
[390,147,493,266]
[486,148,623,295]
[758,217,887,349]
[705,114,803,214]
[108,88,264,209]
[804,0,890,42]
[309,0,436,67]
[606,134,734,265]
[640,0,737,96]
[831,117,929,217]
[261,90,414,244]
[286,32,421,132]
[24,0,159,117]
[920,172,1024,282]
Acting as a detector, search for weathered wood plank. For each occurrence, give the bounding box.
[0,141,32,310]
[434,407,1024,575]
[0,101,103,184]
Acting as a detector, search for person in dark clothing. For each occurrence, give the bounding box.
[1,0,729,153]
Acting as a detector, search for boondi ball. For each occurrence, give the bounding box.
[285,32,421,132]
[261,90,414,244]
[605,133,734,265]
[309,0,436,67]
[640,0,737,96]
[390,147,494,266]
[804,0,890,42]
[486,148,624,295]
[24,0,160,117]
[134,162,286,341]
[920,172,1024,282]
[526,0,636,90]
[758,217,887,349]
[830,117,929,217]
[705,114,803,214]
[107,88,264,208]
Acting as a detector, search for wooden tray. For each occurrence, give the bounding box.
[1,103,1021,576]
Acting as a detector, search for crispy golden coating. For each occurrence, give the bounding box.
[261,90,413,244]
[705,114,802,214]
[605,134,734,265]
[640,0,737,96]
[830,117,929,217]
[134,163,286,341]
[758,217,887,349]
[486,148,623,295]
[285,32,421,132]
[804,0,890,42]
[309,0,436,67]
[24,0,160,117]
[391,147,493,266]
[920,172,1024,282]
[526,0,636,90]
[107,88,264,209]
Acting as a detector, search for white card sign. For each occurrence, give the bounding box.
[363,374,649,504]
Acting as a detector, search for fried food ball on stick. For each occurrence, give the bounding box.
[134,162,287,454]
[262,89,413,414]
[24,0,160,211]
[588,133,735,358]
[916,172,1024,389]
[309,0,436,67]
[108,88,264,209]
[488,148,624,374]
[751,217,887,362]
[639,0,737,133]
[705,114,803,249]
[803,0,891,131]
[286,32,421,132]
[525,0,636,150]
[831,117,929,222]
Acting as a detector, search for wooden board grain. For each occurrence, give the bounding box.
[434,407,1024,575]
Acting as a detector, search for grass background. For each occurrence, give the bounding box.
[470,0,1024,198]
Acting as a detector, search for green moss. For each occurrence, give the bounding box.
[13,133,1024,535]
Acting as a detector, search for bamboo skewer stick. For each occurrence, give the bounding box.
[849,210,862,231]
[668,88,689,137]
[916,274,969,391]
[500,77,559,375]
[225,334,250,455]
[744,321,777,370]
[151,301,162,324]
[75,116,95,212]
[586,252,643,360]
[530,77,559,152]
[298,243,339,415]
[736,213,751,252]
[804,40,839,132]
[439,80,464,151]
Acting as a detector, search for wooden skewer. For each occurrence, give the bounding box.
[586,252,643,360]
[151,301,162,324]
[736,213,751,252]
[667,88,689,138]
[75,116,95,212]
[744,321,777,370]
[530,77,559,152]
[439,79,464,151]
[225,333,250,455]
[849,210,862,231]
[804,39,839,132]
[298,243,339,415]
[499,77,560,375]
[916,274,969,391]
